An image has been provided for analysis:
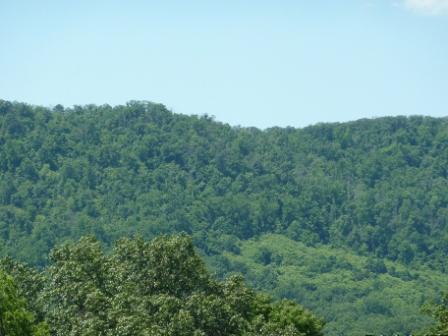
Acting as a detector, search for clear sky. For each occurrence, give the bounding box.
[1,0,447,128]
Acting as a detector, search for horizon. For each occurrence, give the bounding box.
[1,1,447,128]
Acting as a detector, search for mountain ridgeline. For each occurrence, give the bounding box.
[1,100,448,334]
[1,100,447,266]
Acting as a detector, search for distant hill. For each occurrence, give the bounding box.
[1,99,447,334]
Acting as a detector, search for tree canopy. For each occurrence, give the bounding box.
[1,100,448,269]
[1,100,448,334]
[0,269,48,336]
[1,235,324,336]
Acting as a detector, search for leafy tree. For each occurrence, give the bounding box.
[38,235,324,336]
[422,292,448,335]
[0,270,48,336]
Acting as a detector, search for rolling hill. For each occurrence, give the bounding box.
[1,99,447,334]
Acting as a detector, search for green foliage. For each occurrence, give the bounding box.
[249,298,324,336]
[421,292,448,335]
[216,234,446,336]
[0,270,48,336]
[1,101,448,268]
[1,100,448,333]
[3,235,323,336]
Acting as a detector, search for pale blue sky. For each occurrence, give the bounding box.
[1,0,447,128]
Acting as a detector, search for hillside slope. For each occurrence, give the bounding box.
[214,234,447,335]
[1,100,447,334]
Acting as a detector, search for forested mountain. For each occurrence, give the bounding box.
[1,99,448,334]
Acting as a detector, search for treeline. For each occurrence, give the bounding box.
[0,235,324,336]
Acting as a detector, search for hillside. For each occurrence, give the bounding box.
[216,234,448,335]
[1,100,448,334]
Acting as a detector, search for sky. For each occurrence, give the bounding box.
[0,0,447,128]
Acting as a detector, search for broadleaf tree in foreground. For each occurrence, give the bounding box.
[2,235,324,336]
[0,270,48,336]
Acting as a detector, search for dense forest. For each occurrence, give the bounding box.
[1,100,448,334]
